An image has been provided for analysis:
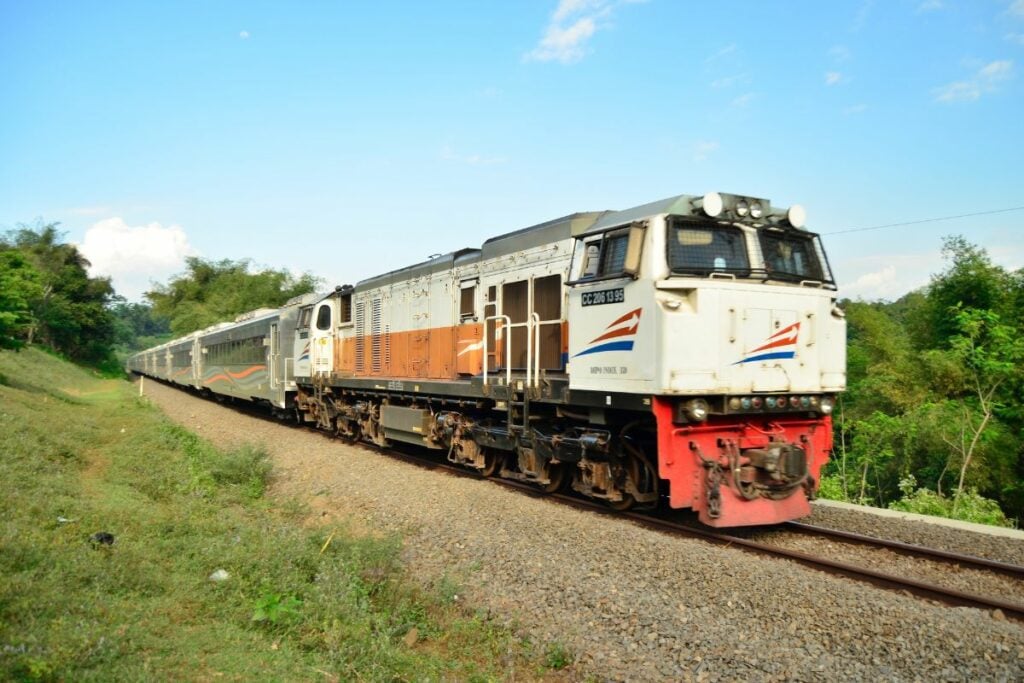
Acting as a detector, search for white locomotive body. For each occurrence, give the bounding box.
[129,191,845,526]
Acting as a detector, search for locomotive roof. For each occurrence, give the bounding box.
[356,248,482,290]
[582,193,699,235]
[354,211,604,290]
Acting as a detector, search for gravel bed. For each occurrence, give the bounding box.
[806,503,1024,566]
[142,381,1024,682]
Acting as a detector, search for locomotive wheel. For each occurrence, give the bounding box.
[480,448,502,478]
[542,463,566,493]
[607,492,636,511]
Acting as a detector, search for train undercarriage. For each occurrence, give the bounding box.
[293,381,830,526]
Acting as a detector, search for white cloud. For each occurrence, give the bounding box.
[917,0,944,12]
[239,30,250,39]
[440,145,506,166]
[705,43,737,64]
[524,0,642,63]
[829,45,852,62]
[836,252,937,301]
[78,218,198,301]
[1006,32,1024,45]
[1011,0,1024,18]
[693,140,719,162]
[933,59,1014,103]
[825,71,844,86]
[731,93,754,107]
[710,74,746,89]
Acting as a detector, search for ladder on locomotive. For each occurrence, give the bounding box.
[483,312,542,436]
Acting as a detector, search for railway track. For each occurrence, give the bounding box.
[373,440,1024,623]
[156,380,1024,623]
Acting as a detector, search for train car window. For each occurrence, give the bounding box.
[297,306,312,329]
[316,304,332,331]
[460,284,476,322]
[533,274,561,320]
[758,231,825,282]
[668,222,750,276]
[339,294,352,323]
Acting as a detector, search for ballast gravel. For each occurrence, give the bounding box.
[141,381,1024,682]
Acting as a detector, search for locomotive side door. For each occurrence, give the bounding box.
[310,300,334,376]
[293,305,313,379]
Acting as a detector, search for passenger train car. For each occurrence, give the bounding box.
[128,191,846,526]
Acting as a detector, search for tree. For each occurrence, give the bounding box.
[1,222,117,362]
[109,299,171,351]
[941,307,1024,496]
[0,250,43,349]
[146,257,320,336]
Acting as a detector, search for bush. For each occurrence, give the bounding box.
[816,474,847,501]
[210,444,273,499]
[889,486,1013,528]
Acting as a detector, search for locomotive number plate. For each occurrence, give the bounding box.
[581,288,625,307]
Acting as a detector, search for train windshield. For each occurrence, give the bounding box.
[668,220,750,276]
[758,230,828,283]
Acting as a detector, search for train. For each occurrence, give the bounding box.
[128,191,846,526]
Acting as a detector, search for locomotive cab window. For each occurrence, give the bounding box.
[758,230,825,282]
[315,304,332,331]
[668,220,750,277]
[578,223,645,280]
[297,306,313,329]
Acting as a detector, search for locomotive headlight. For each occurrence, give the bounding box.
[787,204,807,229]
[741,397,752,410]
[749,202,764,219]
[820,396,835,415]
[683,399,710,422]
[765,396,777,408]
[696,192,724,218]
[735,200,750,217]
[800,396,811,408]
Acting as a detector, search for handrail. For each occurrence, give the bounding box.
[530,312,541,389]
[483,314,512,386]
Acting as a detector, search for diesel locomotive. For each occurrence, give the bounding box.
[128,191,846,526]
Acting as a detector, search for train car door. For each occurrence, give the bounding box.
[191,336,202,388]
[293,305,313,379]
[310,300,334,376]
[411,280,430,378]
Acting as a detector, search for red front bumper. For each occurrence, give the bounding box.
[653,398,832,527]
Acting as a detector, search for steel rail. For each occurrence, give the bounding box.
[144,377,1024,623]
[782,521,1024,579]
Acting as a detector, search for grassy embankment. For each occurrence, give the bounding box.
[0,348,555,681]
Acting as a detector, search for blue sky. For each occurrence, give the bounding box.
[2,0,1022,301]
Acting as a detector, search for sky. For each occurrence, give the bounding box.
[1,0,1022,302]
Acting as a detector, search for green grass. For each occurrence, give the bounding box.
[0,348,550,681]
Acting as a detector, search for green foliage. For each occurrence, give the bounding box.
[889,477,1012,527]
[0,348,542,680]
[825,235,1024,526]
[251,591,303,626]
[544,641,572,670]
[1,222,118,363]
[0,250,43,350]
[109,299,171,352]
[146,257,320,336]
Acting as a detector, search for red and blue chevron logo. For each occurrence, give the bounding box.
[574,308,642,357]
[735,322,800,364]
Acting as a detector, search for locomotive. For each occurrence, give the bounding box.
[128,191,846,526]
